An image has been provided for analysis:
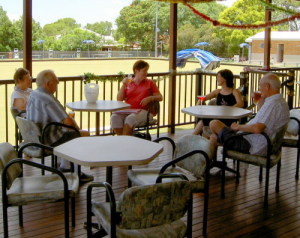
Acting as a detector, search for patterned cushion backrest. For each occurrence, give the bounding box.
[0,143,22,188]
[271,124,288,154]
[16,116,41,143]
[117,181,191,229]
[174,135,212,179]
[287,109,300,136]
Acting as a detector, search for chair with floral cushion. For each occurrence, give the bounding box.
[86,177,193,238]
[0,142,79,238]
[127,135,213,236]
[15,116,80,168]
[221,124,288,207]
[282,109,300,179]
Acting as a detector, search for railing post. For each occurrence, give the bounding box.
[239,71,249,109]
[285,69,295,109]
[195,72,203,104]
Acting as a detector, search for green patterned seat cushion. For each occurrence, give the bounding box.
[226,150,281,168]
[91,181,190,237]
[117,181,191,229]
[92,202,186,238]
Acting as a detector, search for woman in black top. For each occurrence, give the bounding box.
[193,69,244,135]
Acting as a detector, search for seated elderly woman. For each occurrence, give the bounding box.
[11,68,32,113]
[111,60,163,135]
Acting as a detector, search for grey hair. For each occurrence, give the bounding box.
[36,69,56,88]
[261,73,281,91]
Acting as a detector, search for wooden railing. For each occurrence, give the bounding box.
[1,68,299,145]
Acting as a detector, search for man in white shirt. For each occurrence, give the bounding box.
[209,73,289,156]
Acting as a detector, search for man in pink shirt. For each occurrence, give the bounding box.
[111,60,163,135]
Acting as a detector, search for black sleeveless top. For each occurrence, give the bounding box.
[202,92,237,126]
[216,92,236,106]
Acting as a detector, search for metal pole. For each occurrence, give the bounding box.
[155,2,158,58]
[23,0,32,74]
[168,3,177,134]
[263,0,272,70]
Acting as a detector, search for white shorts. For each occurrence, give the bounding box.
[110,109,153,129]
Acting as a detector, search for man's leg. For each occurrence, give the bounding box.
[209,120,227,161]
[209,119,227,135]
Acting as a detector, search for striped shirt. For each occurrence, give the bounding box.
[26,87,68,144]
[243,93,289,156]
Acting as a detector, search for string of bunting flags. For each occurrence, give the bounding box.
[185,3,300,29]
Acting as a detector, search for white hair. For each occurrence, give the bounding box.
[36,69,56,88]
[261,73,281,91]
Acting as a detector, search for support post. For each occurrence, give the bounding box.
[23,0,32,74]
[168,3,177,134]
[263,0,272,71]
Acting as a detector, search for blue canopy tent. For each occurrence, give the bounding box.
[176,48,220,71]
[194,42,209,50]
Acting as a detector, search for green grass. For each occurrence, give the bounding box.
[0,58,244,79]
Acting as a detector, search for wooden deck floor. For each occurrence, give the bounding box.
[1,130,299,238]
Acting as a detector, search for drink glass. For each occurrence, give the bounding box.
[253,91,261,104]
[69,111,75,119]
[197,95,206,105]
[127,74,133,83]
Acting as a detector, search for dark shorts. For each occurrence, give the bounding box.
[218,127,251,153]
[202,118,237,127]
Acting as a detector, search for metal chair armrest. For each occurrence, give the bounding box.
[153,137,176,156]
[17,142,53,158]
[2,158,69,191]
[159,150,211,176]
[156,172,189,183]
[290,117,300,136]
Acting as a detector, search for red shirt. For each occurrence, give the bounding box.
[124,78,160,110]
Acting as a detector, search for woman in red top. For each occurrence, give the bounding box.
[111,60,163,135]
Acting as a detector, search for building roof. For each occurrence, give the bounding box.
[246,31,300,42]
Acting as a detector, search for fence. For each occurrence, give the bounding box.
[0,68,299,146]
[0,51,157,60]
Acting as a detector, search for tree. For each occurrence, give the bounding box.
[85,21,113,36]
[115,0,225,51]
[216,0,266,56]
[51,28,100,51]
[0,6,15,51]
[43,18,81,37]
[272,0,300,31]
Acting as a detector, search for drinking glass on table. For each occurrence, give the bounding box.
[197,95,206,105]
[253,91,262,104]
